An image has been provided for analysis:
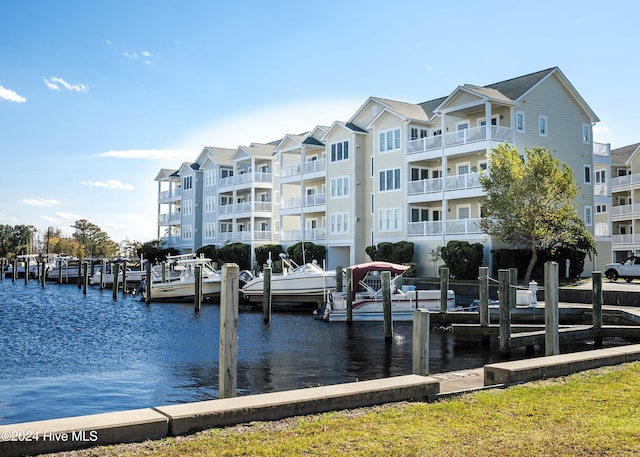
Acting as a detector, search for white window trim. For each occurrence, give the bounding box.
[379,168,402,192]
[330,176,350,198]
[584,206,593,227]
[457,162,471,175]
[457,204,471,220]
[538,115,548,137]
[515,111,525,133]
[378,207,402,232]
[584,164,592,185]
[378,128,401,153]
[329,212,350,234]
[582,123,591,144]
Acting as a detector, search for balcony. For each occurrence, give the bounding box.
[158,212,181,224]
[158,188,181,202]
[281,228,327,242]
[611,203,640,220]
[407,218,482,237]
[612,172,640,190]
[407,173,481,197]
[281,159,327,178]
[613,234,640,248]
[217,230,274,243]
[282,193,327,210]
[407,125,511,156]
[218,171,273,190]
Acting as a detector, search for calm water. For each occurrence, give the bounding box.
[0,277,631,425]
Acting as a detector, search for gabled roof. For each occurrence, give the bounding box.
[195,146,235,167]
[177,162,199,175]
[154,168,179,181]
[230,142,277,162]
[611,143,640,166]
[484,67,556,100]
[371,97,431,122]
[321,120,369,141]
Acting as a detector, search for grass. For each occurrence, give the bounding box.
[50,363,640,456]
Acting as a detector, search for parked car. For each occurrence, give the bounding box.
[605,256,640,282]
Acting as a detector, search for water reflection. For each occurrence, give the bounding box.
[0,279,635,425]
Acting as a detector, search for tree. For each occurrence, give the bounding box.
[71,219,118,258]
[479,144,596,284]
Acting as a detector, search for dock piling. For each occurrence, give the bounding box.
[479,266,489,327]
[440,266,449,313]
[412,309,430,375]
[262,265,272,323]
[336,266,343,293]
[382,271,393,340]
[544,261,560,356]
[346,268,353,325]
[498,269,511,354]
[219,263,239,399]
[194,265,202,313]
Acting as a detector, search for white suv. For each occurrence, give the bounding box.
[605,256,640,282]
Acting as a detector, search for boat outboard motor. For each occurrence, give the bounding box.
[238,270,254,288]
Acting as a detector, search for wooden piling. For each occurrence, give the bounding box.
[440,266,449,313]
[412,309,430,375]
[346,267,353,325]
[262,265,272,323]
[83,262,89,295]
[24,259,28,284]
[479,266,489,327]
[161,261,167,283]
[121,262,127,296]
[336,266,343,292]
[509,268,517,309]
[592,271,603,329]
[219,263,239,399]
[58,259,63,284]
[382,271,393,340]
[194,265,202,313]
[112,263,119,300]
[145,261,152,304]
[498,269,511,354]
[0,258,4,281]
[544,261,560,356]
[40,260,46,288]
[13,258,18,282]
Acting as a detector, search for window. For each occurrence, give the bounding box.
[330,140,349,162]
[584,206,593,226]
[411,208,429,222]
[183,199,192,216]
[516,111,525,133]
[182,225,193,240]
[596,205,607,214]
[221,169,233,178]
[330,176,350,198]
[378,208,401,232]
[410,127,428,140]
[204,224,215,239]
[458,206,470,219]
[220,222,231,233]
[378,128,401,152]
[330,212,349,234]
[379,168,401,191]
[220,195,231,205]
[582,123,590,144]
[205,170,215,186]
[432,209,441,221]
[457,164,470,175]
[584,165,592,185]
[204,196,215,213]
[538,115,547,136]
[183,176,193,190]
[595,169,606,184]
[411,167,429,181]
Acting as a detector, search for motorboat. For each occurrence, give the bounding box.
[4,255,40,279]
[140,254,222,302]
[45,255,81,282]
[241,254,336,309]
[316,261,456,322]
[90,259,148,287]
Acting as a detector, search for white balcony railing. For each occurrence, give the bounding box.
[611,203,640,218]
[613,234,640,246]
[218,171,273,189]
[281,159,328,178]
[407,173,481,196]
[407,218,482,237]
[407,125,511,155]
[280,228,326,242]
[158,212,181,223]
[611,172,640,189]
[282,193,327,210]
[593,142,610,157]
[159,188,181,201]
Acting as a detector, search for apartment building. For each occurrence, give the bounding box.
[610,143,640,261]
[155,67,612,275]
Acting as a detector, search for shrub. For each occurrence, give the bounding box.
[286,241,326,266]
[440,241,484,280]
[365,241,414,264]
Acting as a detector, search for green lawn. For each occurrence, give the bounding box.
[52,363,640,456]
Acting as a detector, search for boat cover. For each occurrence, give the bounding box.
[349,262,409,297]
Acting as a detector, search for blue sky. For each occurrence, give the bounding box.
[0,1,638,244]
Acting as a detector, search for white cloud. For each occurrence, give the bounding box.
[99,148,194,162]
[44,77,89,93]
[57,211,85,221]
[0,84,26,102]
[82,179,135,190]
[19,198,61,207]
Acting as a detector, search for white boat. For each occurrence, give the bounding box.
[90,260,148,286]
[45,255,81,282]
[141,254,222,302]
[241,255,336,309]
[316,261,456,322]
[4,255,40,278]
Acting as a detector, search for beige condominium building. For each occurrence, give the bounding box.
[610,143,640,262]
[156,67,613,276]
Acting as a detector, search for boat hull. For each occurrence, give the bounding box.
[142,280,221,302]
[320,290,456,322]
